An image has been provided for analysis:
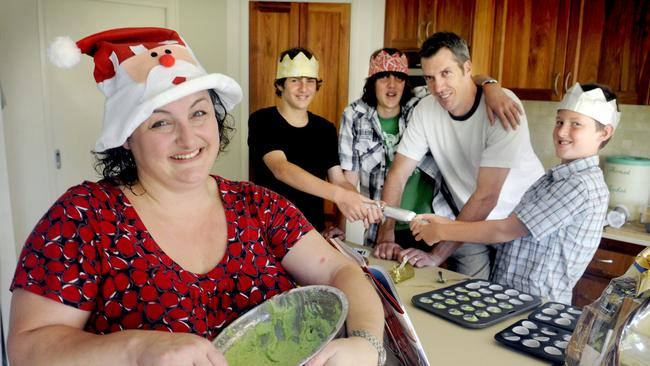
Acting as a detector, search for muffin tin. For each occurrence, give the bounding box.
[411,279,541,328]
[494,318,573,364]
[527,302,582,331]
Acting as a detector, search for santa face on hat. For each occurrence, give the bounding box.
[121,44,196,84]
[48,27,243,152]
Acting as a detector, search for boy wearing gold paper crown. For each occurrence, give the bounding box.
[410,83,619,303]
[248,48,382,234]
[338,47,523,253]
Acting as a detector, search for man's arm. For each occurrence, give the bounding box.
[427,166,511,264]
[374,153,419,259]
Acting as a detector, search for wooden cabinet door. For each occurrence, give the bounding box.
[384,0,476,50]
[568,0,650,104]
[418,0,476,46]
[490,0,572,100]
[384,0,422,50]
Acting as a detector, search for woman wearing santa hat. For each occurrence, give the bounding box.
[8,27,385,366]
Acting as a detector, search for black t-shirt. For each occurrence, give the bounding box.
[248,107,340,231]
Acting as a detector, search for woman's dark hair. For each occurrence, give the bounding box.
[274,47,322,96]
[93,89,235,187]
[579,83,618,149]
[361,48,412,107]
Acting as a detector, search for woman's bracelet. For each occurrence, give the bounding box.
[350,329,386,366]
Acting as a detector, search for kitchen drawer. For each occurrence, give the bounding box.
[583,248,636,278]
[572,273,611,307]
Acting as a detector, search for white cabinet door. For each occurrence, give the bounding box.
[42,0,177,195]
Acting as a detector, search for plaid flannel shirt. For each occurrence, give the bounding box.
[491,156,609,303]
[339,87,455,245]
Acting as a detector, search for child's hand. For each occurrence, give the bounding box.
[410,214,448,245]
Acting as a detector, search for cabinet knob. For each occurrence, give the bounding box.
[552,73,560,96]
[595,258,614,264]
[564,72,572,93]
[425,21,432,38]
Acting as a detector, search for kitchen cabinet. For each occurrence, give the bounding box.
[491,0,650,104]
[385,0,650,104]
[572,238,644,307]
[384,0,476,51]
[383,0,495,74]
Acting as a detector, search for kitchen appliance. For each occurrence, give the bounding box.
[604,156,650,221]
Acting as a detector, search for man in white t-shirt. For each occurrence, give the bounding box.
[376,32,544,279]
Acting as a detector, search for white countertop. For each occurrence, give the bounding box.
[602,221,650,247]
[368,256,551,366]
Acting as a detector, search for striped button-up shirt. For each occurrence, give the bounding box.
[338,87,455,245]
[491,155,609,303]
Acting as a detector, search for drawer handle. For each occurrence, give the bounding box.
[595,258,614,264]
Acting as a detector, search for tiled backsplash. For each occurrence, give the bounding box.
[522,101,650,169]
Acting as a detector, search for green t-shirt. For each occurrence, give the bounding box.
[379,115,434,231]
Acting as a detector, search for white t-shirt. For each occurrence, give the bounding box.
[397,88,544,219]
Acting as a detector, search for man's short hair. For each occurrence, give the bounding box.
[419,32,470,70]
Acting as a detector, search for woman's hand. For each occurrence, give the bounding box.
[305,337,378,366]
[410,214,449,245]
[134,332,227,366]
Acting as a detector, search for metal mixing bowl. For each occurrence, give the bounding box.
[212,285,348,366]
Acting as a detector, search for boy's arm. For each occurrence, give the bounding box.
[411,213,529,245]
[472,74,522,130]
[424,166,509,265]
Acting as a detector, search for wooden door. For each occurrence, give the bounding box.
[298,3,350,125]
[249,2,300,116]
[249,2,350,126]
[490,0,572,100]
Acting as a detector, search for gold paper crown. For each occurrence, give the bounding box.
[276,52,319,79]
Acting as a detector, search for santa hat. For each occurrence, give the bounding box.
[368,50,408,77]
[47,27,242,152]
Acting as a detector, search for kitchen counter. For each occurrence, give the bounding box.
[603,221,650,247]
[368,255,551,366]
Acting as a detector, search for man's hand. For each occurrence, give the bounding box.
[410,214,452,245]
[483,83,522,130]
[372,241,403,260]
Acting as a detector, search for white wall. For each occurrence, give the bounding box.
[0,83,17,364]
[0,0,385,255]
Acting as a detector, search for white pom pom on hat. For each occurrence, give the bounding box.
[47,36,82,68]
